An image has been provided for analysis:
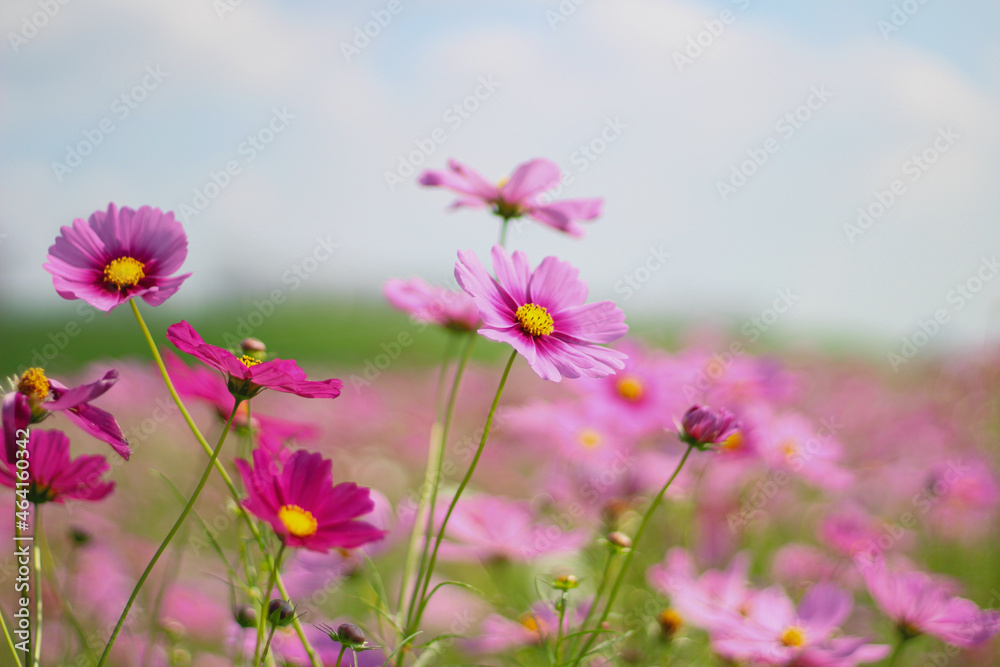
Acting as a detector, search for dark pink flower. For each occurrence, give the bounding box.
[383,277,480,331]
[44,203,191,312]
[166,321,341,400]
[235,448,386,552]
[679,405,739,448]
[861,559,1000,647]
[455,245,627,381]
[2,367,129,463]
[419,158,602,237]
[0,429,114,504]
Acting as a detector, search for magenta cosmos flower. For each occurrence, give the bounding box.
[0,430,114,504]
[166,321,342,401]
[44,203,191,312]
[420,158,602,237]
[678,405,739,449]
[235,448,386,552]
[861,559,1000,647]
[383,277,480,331]
[455,245,627,381]
[3,367,129,463]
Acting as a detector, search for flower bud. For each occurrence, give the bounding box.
[679,405,738,448]
[657,608,683,638]
[69,526,91,546]
[235,604,257,629]
[607,531,632,550]
[337,623,365,646]
[267,599,295,626]
[552,574,579,591]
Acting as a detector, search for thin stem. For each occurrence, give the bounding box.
[37,515,98,665]
[408,350,518,641]
[130,301,323,667]
[402,334,476,630]
[571,445,696,666]
[97,401,243,667]
[30,506,41,667]
[0,606,23,667]
[335,645,348,667]
[254,543,287,665]
[554,592,567,664]
[259,624,278,667]
[499,218,511,248]
[886,634,910,667]
[571,550,616,658]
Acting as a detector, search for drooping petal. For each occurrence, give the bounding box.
[500,159,562,204]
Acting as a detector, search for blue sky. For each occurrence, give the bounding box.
[2,0,998,355]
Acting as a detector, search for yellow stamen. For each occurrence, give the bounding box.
[517,613,545,635]
[657,608,684,636]
[497,176,510,189]
[278,504,318,538]
[723,431,744,452]
[780,625,807,647]
[780,439,799,459]
[515,303,554,336]
[616,376,644,402]
[17,368,50,400]
[578,428,603,449]
[103,256,146,288]
[240,354,261,367]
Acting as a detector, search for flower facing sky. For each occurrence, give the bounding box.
[455,245,627,381]
[0,429,114,504]
[236,448,386,552]
[2,367,129,463]
[419,158,602,237]
[166,321,342,400]
[44,203,191,312]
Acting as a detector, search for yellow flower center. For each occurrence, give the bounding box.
[780,439,799,459]
[240,355,262,367]
[278,505,318,538]
[103,256,146,288]
[780,625,807,647]
[723,431,744,451]
[616,376,644,402]
[657,608,684,635]
[578,428,603,449]
[517,612,546,635]
[515,303,554,336]
[17,368,49,400]
[497,176,509,188]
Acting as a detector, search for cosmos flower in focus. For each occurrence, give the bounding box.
[455,245,627,381]
[2,367,129,462]
[45,203,191,312]
[420,158,602,237]
[0,429,114,504]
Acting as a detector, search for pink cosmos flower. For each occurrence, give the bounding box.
[235,448,386,552]
[455,245,628,381]
[383,277,480,331]
[648,548,755,632]
[465,600,591,655]
[2,367,129,462]
[711,583,890,666]
[166,321,342,400]
[419,158,602,237]
[44,203,191,312]
[435,495,588,563]
[679,405,739,448]
[0,429,113,503]
[861,559,1000,647]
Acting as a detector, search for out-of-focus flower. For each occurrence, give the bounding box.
[455,245,627,381]
[166,321,341,400]
[236,448,386,552]
[711,583,890,666]
[0,429,113,503]
[3,367,129,462]
[465,600,591,655]
[755,409,853,490]
[44,203,191,312]
[861,559,1000,647]
[435,494,587,563]
[383,277,480,331]
[678,405,739,449]
[419,158,602,237]
[648,548,754,632]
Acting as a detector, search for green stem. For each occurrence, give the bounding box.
[402,334,476,631]
[886,634,910,667]
[571,445,696,666]
[130,301,323,667]
[254,543,287,665]
[259,624,278,666]
[96,400,243,667]
[571,550,616,659]
[554,592,567,665]
[499,218,510,248]
[335,645,348,667]
[0,606,22,667]
[408,350,517,642]
[30,506,41,667]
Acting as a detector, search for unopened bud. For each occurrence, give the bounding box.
[69,526,91,546]
[657,608,683,638]
[267,599,295,626]
[552,574,579,591]
[337,623,365,646]
[607,531,632,550]
[235,605,257,629]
